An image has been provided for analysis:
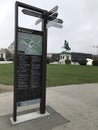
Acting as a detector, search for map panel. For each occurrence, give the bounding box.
[18,32,42,55]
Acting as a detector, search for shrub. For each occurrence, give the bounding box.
[92,59,98,66]
[65,59,71,64]
[78,59,87,66]
[0,58,4,61]
[47,57,51,64]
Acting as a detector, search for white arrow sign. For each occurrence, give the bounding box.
[35,18,42,25]
[46,19,63,29]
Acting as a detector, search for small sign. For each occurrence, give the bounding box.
[35,18,42,25]
[47,12,58,21]
[22,9,42,18]
[46,19,63,28]
[47,5,58,15]
[56,18,63,24]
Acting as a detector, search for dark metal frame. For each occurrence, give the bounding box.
[13,1,47,121]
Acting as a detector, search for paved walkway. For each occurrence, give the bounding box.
[0,83,98,130]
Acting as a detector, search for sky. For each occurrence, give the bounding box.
[0,0,98,54]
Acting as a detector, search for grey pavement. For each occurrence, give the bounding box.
[0,83,98,130]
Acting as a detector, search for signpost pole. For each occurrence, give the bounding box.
[40,11,47,114]
[13,1,18,122]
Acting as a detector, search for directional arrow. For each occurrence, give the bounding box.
[35,18,42,25]
[35,5,58,25]
[46,19,63,29]
[47,5,58,15]
[51,23,63,28]
[56,18,63,24]
[47,18,63,24]
[35,19,42,25]
[22,9,42,18]
[47,12,58,20]
[35,17,63,25]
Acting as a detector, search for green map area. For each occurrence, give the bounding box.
[18,32,42,55]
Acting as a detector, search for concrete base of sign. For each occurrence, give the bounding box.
[10,111,49,125]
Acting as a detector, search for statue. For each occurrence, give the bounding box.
[64,40,71,51]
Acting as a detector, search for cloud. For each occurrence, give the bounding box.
[0,0,98,54]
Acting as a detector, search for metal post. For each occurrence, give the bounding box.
[13,1,18,122]
[40,11,47,114]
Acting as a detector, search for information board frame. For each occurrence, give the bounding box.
[13,1,47,122]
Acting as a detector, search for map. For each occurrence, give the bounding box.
[18,32,42,55]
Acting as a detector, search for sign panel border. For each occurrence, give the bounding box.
[13,1,47,122]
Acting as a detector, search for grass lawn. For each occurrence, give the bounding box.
[0,63,14,85]
[47,64,98,86]
[0,63,98,86]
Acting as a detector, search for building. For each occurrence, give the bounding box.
[0,42,14,61]
[71,52,93,64]
[8,42,14,54]
[0,49,6,60]
[8,42,14,60]
[47,53,60,63]
[0,48,12,61]
[59,52,93,64]
[59,51,71,64]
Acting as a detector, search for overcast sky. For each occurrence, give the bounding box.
[0,0,98,54]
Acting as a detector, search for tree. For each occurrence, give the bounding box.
[78,58,87,66]
[65,56,71,64]
[47,57,51,64]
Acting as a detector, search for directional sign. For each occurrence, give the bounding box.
[35,17,63,25]
[35,18,42,25]
[46,19,63,29]
[35,13,59,25]
[22,9,42,18]
[56,18,63,24]
[47,12,58,20]
[47,5,58,15]
[35,5,58,25]
[51,23,63,28]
